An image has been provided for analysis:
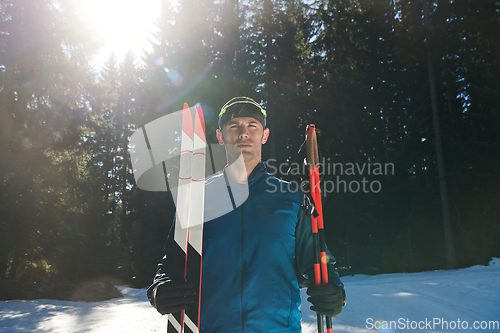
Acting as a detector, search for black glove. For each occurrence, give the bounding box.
[307,283,345,317]
[152,280,196,315]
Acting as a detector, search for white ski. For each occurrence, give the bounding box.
[168,104,206,333]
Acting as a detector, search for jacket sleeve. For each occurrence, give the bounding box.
[146,223,175,306]
[295,193,344,290]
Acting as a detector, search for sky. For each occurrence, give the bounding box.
[84,0,164,69]
[1,258,499,332]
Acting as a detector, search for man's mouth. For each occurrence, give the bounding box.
[237,143,252,148]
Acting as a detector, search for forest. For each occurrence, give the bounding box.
[0,0,499,292]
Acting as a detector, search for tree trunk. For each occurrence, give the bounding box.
[8,246,21,280]
[0,245,9,279]
[263,0,276,160]
[423,0,457,269]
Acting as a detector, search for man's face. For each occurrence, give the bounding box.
[216,117,269,163]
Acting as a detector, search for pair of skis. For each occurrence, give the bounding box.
[168,103,206,333]
[305,125,333,333]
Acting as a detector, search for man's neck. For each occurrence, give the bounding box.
[227,156,261,183]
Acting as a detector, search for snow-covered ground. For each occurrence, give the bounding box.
[1,258,499,332]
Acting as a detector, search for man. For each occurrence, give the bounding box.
[147,97,345,332]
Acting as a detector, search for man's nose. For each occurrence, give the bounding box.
[239,127,249,139]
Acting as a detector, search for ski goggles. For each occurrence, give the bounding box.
[218,100,267,129]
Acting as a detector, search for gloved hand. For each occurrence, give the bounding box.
[152,280,196,315]
[307,283,345,317]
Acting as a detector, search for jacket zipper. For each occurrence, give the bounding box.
[241,203,246,333]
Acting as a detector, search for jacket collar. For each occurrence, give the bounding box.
[223,162,268,187]
[248,162,267,185]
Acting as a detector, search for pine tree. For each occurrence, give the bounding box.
[0,0,99,279]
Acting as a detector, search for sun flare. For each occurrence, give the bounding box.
[84,0,161,57]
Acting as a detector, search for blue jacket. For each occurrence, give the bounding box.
[147,163,343,332]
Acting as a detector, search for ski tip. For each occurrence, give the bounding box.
[182,103,194,139]
[195,105,206,141]
[196,104,204,119]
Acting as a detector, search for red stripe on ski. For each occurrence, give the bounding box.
[195,105,206,141]
[183,103,194,141]
[197,230,204,329]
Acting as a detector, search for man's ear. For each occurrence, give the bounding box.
[261,128,270,144]
[216,129,224,145]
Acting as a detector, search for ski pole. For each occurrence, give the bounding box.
[306,125,333,333]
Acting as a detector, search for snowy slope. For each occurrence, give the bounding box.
[301,258,500,333]
[1,258,499,333]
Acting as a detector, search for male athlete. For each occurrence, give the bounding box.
[147,97,345,332]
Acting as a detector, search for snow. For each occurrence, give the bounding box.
[1,258,499,332]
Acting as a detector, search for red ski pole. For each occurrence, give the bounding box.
[306,125,333,333]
